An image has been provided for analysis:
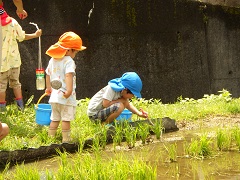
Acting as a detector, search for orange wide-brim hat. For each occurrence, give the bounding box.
[46,31,86,59]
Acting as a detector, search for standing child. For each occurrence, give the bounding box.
[87,72,148,124]
[45,31,86,143]
[0,6,42,111]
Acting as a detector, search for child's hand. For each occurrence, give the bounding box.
[140,108,149,118]
[63,91,71,99]
[45,88,52,96]
[35,29,42,37]
[16,9,28,20]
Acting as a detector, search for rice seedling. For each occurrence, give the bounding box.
[186,134,212,158]
[151,118,164,140]
[112,123,124,150]
[12,163,40,180]
[232,126,240,151]
[92,133,101,152]
[163,143,178,162]
[137,123,150,144]
[77,135,86,154]
[216,128,232,151]
[124,122,138,149]
[54,150,75,179]
[131,156,157,180]
[92,123,108,150]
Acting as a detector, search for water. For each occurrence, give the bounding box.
[4,129,240,179]
[36,77,45,90]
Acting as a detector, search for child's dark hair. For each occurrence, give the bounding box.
[126,88,133,94]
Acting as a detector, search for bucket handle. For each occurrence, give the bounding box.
[35,93,48,109]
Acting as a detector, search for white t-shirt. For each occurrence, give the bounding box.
[45,56,77,106]
[87,85,121,116]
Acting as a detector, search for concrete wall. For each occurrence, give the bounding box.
[3,0,240,104]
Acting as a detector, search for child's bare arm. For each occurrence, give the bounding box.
[13,0,28,19]
[127,103,148,118]
[24,29,42,40]
[63,73,73,99]
[45,75,52,95]
[102,97,127,108]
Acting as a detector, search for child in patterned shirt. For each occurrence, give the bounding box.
[0,6,42,111]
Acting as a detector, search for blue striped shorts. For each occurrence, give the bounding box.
[90,102,120,122]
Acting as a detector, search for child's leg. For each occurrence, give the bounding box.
[60,105,75,143]
[104,102,125,124]
[48,103,60,137]
[9,67,24,110]
[62,121,71,143]
[0,92,6,102]
[13,88,24,110]
[0,92,6,112]
[0,71,8,111]
[0,123,9,141]
[48,121,60,137]
[94,102,125,124]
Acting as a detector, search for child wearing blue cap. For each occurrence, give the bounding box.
[87,72,148,124]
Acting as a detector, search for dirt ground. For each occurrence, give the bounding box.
[177,115,240,130]
[193,0,240,6]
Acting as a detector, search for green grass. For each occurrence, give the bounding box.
[0,89,240,151]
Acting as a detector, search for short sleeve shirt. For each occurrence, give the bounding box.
[87,85,121,116]
[1,18,25,72]
[45,56,77,106]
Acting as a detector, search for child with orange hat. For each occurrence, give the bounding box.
[45,31,86,143]
[0,6,42,111]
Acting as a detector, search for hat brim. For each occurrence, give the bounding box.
[46,44,68,59]
[46,44,86,59]
[79,46,87,51]
[131,91,142,98]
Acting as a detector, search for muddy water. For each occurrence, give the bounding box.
[8,129,240,179]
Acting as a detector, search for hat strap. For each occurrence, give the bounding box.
[57,43,70,50]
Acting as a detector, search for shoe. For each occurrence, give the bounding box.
[16,98,24,111]
[0,102,6,112]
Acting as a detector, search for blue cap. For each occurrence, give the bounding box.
[108,72,142,98]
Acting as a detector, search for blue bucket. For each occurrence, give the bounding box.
[35,104,52,125]
[116,109,132,122]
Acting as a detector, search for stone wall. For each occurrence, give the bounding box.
[3,0,240,103]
